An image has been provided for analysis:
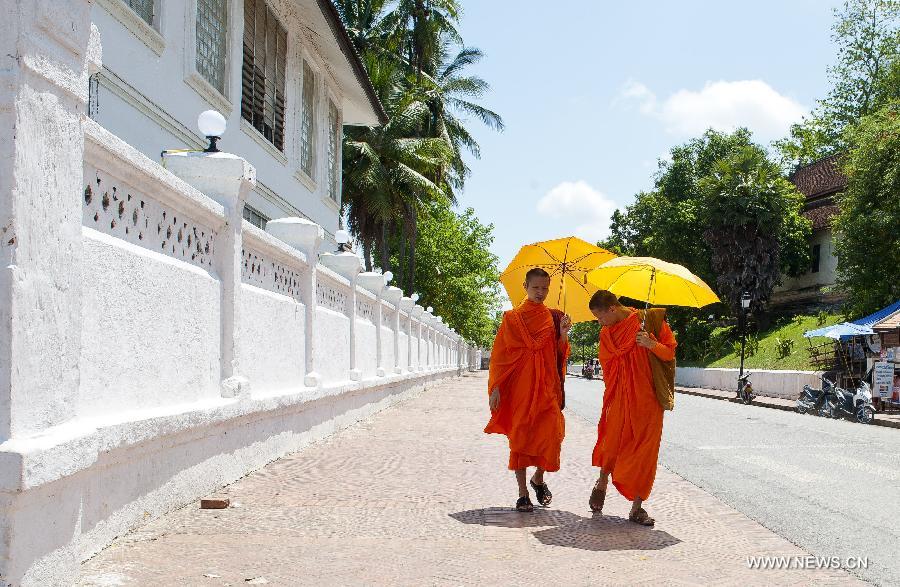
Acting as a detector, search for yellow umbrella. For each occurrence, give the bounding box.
[585,256,720,309]
[501,237,617,323]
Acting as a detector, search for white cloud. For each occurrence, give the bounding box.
[618,79,807,140]
[536,181,618,244]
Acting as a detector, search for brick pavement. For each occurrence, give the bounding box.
[78,373,864,586]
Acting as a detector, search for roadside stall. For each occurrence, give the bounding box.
[805,300,900,413]
[872,306,900,413]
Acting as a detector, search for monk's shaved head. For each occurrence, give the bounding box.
[589,290,620,311]
[524,267,550,285]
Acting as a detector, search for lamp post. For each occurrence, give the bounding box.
[738,291,751,389]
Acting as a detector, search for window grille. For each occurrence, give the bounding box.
[300,60,317,177]
[196,0,228,94]
[327,99,340,201]
[241,0,287,151]
[242,205,269,230]
[125,0,154,26]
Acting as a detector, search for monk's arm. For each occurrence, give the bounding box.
[487,314,511,395]
[649,321,677,362]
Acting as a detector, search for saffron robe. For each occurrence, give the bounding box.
[485,300,570,472]
[592,309,677,500]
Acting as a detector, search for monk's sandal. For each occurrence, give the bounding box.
[589,478,607,513]
[515,496,534,512]
[530,479,552,506]
[629,508,655,527]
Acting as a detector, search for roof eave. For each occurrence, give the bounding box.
[315,0,388,126]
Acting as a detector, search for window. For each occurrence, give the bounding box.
[243,205,269,230]
[326,99,341,201]
[811,244,821,274]
[196,0,228,94]
[126,0,155,25]
[300,60,317,178]
[241,0,287,151]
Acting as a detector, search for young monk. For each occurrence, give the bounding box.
[485,268,572,512]
[587,290,677,526]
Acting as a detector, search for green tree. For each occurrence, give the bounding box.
[833,101,900,315]
[569,321,600,364]
[776,0,900,168]
[700,146,811,316]
[409,202,502,347]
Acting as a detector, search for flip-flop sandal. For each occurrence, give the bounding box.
[515,496,534,512]
[530,479,552,506]
[629,507,655,526]
[589,478,607,513]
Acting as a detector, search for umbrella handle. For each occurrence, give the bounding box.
[641,269,655,330]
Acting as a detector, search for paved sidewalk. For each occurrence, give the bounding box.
[79,373,863,586]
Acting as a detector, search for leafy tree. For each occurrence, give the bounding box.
[833,101,900,315]
[409,202,502,347]
[569,321,600,364]
[700,146,811,316]
[776,0,900,168]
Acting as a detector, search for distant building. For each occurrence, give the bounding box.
[773,154,847,310]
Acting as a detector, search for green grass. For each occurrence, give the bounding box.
[690,313,844,371]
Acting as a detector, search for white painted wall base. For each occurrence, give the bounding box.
[1,368,459,586]
[676,367,822,400]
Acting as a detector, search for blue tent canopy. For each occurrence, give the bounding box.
[804,322,874,339]
[849,299,900,328]
[804,299,900,340]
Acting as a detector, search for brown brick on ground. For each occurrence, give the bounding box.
[78,373,863,586]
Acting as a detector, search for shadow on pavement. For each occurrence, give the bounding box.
[450,508,681,552]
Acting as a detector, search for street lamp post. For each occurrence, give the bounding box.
[738,291,751,390]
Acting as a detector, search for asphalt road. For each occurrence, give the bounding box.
[565,374,900,586]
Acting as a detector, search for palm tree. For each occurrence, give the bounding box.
[342,55,452,272]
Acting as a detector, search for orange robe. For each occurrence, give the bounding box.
[485,300,570,472]
[592,309,677,501]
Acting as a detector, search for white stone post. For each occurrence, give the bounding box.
[410,305,423,371]
[164,152,256,398]
[0,1,98,440]
[382,286,403,375]
[398,296,414,373]
[320,252,362,381]
[266,218,323,387]
[358,272,387,377]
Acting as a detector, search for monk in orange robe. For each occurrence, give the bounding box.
[485,268,571,512]
[587,290,677,526]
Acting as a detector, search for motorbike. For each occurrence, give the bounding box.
[823,381,875,424]
[737,372,754,404]
[796,375,837,417]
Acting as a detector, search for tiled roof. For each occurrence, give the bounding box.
[803,204,840,230]
[790,154,847,200]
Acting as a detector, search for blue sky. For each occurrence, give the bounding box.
[454,0,843,279]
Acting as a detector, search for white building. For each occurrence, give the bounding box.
[0,2,471,585]
[90,0,386,237]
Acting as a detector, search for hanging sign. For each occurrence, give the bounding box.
[873,361,894,398]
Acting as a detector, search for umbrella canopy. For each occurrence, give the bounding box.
[585,256,720,308]
[804,322,875,339]
[500,237,616,323]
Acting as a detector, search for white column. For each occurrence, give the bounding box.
[266,218,323,387]
[0,1,98,440]
[382,286,403,375]
[358,272,388,377]
[398,296,415,373]
[164,152,256,397]
[320,252,362,380]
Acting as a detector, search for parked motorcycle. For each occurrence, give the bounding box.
[823,381,875,424]
[737,372,754,404]
[796,375,837,417]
